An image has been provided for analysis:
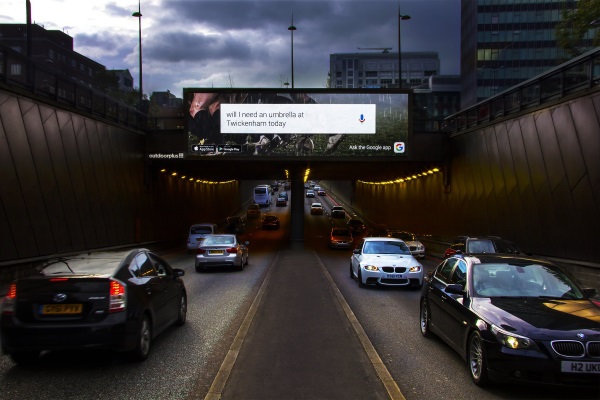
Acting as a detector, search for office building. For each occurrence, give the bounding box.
[460,0,595,107]
[329,51,440,88]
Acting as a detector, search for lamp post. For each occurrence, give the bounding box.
[132,0,143,109]
[398,4,411,88]
[288,15,297,89]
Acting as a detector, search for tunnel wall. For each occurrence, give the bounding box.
[0,88,238,264]
[351,88,600,265]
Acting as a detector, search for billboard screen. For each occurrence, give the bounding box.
[184,89,410,158]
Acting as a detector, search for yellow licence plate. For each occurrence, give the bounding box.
[209,250,224,255]
[41,304,83,315]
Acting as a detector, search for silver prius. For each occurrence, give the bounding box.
[195,234,249,272]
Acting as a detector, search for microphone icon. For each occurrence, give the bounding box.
[359,114,365,123]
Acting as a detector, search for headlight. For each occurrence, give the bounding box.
[491,325,536,350]
[409,265,422,273]
[363,265,379,271]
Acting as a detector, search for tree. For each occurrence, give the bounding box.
[555,0,600,57]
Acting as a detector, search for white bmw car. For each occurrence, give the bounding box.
[388,231,426,258]
[350,237,423,288]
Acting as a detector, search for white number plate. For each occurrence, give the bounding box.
[561,361,600,374]
[386,274,404,279]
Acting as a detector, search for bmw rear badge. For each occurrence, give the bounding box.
[53,293,67,303]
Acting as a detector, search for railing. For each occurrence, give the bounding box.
[0,43,146,131]
[445,47,600,134]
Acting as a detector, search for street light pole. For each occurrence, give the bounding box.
[398,2,411,88]
[132,0,143,109]
[288,14,296,89]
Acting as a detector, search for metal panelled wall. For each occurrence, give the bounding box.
[0,89,241,263]
[0,90,147,262]
[356,91,600,263]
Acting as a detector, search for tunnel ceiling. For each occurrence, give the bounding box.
[150,158,439,182]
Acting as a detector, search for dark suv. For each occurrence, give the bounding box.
[444,236,522,258]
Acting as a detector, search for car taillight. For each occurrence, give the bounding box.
[197,249,207,254]
[109,279,126,313]
[1,283,17,315]
[226,247,238,254]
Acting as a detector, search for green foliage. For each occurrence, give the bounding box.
[556,0,600,57]
[93,69,141,108]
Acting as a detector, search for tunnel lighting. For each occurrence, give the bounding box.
[160,169,166,173]
[171,172,177,176]
[189,178,194,181]
[332,166,444,186]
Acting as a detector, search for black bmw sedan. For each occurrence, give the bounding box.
[420,254,600,387]
[1,248,187,364]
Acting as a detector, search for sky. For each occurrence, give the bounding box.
[1,0,461,97]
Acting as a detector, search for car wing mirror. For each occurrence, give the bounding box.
[445,283,465,295]
[353,249,361,255]
[173,268,185,277]
[582,288,597,298]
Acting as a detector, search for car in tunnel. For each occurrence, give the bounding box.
[276,196,288,207]
[187,223,218,251]
[261,215,280,230]
[330,206,345,218]
[223,216,246,234]
[246,203,261,219]
[347,218,366,234]
[0,249,187,364]
[420,254,600,387]
[388,231,425,258]
[444,236,522,258]
[310,203,324,215]
[329,228,354,249]
[195,234,249,271]
[350,237,423,289]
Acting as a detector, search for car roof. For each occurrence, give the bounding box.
[332,228,351,234]
[363,237,403,242]
[455,253,554,266]
[38,248,145,277]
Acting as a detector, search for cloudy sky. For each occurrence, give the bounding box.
[1,0,461,96]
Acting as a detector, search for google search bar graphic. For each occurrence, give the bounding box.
[220,104,376,134]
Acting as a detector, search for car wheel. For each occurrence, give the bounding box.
[468,331,490,387]
[10,350,40,364]
[130,315,152,362]
[174,293,187,326]
[244,254,249,266]
[357,269,365,288]
[420,298,433,338]
[349,263,354,279]
[237,257,244,271]
[195,265,201,273]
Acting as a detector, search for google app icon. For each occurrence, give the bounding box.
[394,142,405,153]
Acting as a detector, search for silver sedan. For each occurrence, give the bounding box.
[195,234,249,272]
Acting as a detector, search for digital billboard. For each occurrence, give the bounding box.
[184,89,411,158]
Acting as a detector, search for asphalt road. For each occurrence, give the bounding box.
[0,190,598,399]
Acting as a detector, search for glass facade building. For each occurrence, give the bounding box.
[460,0,596,107]
[329,51,440,89]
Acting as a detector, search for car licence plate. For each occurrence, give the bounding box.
[386,274,404,279]
[209,250,224,255]
[561,361,600,374]
[41,304,83,315]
